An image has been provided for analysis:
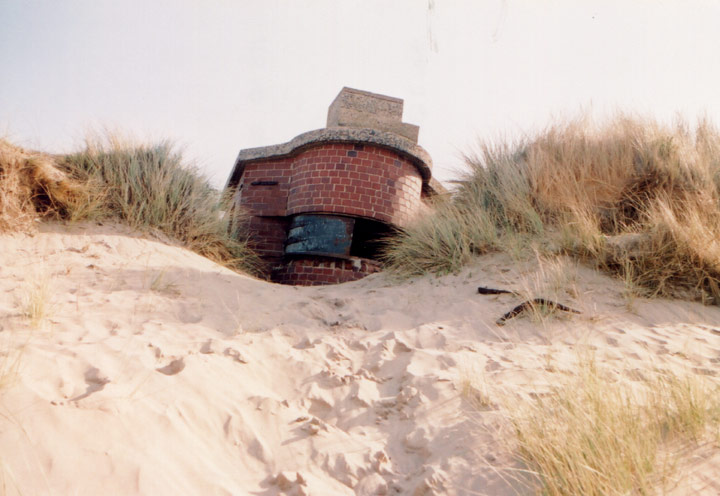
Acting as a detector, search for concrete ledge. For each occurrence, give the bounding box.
[226,127,434,190]
[327,87,419,142]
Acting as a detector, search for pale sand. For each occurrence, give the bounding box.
[1,222,719,495]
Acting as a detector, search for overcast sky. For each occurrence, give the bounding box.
[2,0,720,188]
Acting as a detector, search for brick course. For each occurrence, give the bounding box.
[244,216,288,264]
[234,141,428,284]
[238,143,423,228]
[275,256,382,286]
[236,159,291,217]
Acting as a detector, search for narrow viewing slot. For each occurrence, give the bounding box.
[250,180,279,186]
[349,218,394,260]
[284,214,394,261]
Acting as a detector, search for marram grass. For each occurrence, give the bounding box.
[0,133,258,273]
[384,115,720,303]
[504,360,720,495]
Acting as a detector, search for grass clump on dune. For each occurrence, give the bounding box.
[384,115,720,303]
[59,134,257,271]
[0,139,82,231]
[507,360,720,495]
[0,134,257,273]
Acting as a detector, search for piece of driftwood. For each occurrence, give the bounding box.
[476,287,581,325]
[477,286,518,296]
[495,298,581,326]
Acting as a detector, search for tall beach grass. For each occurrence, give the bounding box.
[0,134,257,273]
[504,359,720,495]
[0,139,80,231]
[59,134,258,271]
[384,115,720,303]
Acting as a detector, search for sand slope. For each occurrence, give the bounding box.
[1,223,719,495]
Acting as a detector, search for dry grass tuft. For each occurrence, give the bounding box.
[59,133,259,272]
[505,359,720,495]
[0,134,258,273]
[0,337,23,392]
[0,140,83,231]
[383,196,498,277]
[384,115,720,303]
[21,273,52,329]
[148,269,180,296]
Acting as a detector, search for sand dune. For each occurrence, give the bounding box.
[1,223,719,495]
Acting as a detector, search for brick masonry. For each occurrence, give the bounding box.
[243,215,288,265]
[226,88,442,285]
[237,143,423,228]
[275,256,383,286]
[236,142,424,282]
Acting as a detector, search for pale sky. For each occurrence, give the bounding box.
[2,0,719,188]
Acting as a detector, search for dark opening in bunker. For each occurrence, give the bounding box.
[285,214,393,261]
[348,217,394,259]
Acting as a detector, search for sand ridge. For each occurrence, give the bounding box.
[1,222,719,495]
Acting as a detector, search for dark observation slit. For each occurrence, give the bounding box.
[349,217,394,259]
[284,214,393,261]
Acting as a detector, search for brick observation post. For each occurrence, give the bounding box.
[225,87,443,285]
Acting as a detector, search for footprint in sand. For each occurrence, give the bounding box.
[485,359,503,372]
[272,471,307,492]
[199,339,218,354]
[223,348,247,363]
[355,473,388,496]
[178,306,203,324]
[156,358,185,376]
[199,339,248,363]
[393,340,412,354]
[693,367,717,376]
[148,343,163,359]
[71,367,110,402]
[328,297,349,308]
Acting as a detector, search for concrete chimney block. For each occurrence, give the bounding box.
[327,87,420,143]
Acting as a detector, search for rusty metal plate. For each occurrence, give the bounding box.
[285,214,354,256]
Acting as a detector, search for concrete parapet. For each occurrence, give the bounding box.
[327,87,420,143]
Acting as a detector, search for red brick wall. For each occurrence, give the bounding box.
[245,216,288,264]
[286,144,423,228]
[237,159,292,216]
[237,143,424,228]
[236,141,426,284]
[274,257,382,286]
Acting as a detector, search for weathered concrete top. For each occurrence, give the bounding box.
[327,87,420,143]
[226,127,435,190]
[226,88,446,195]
